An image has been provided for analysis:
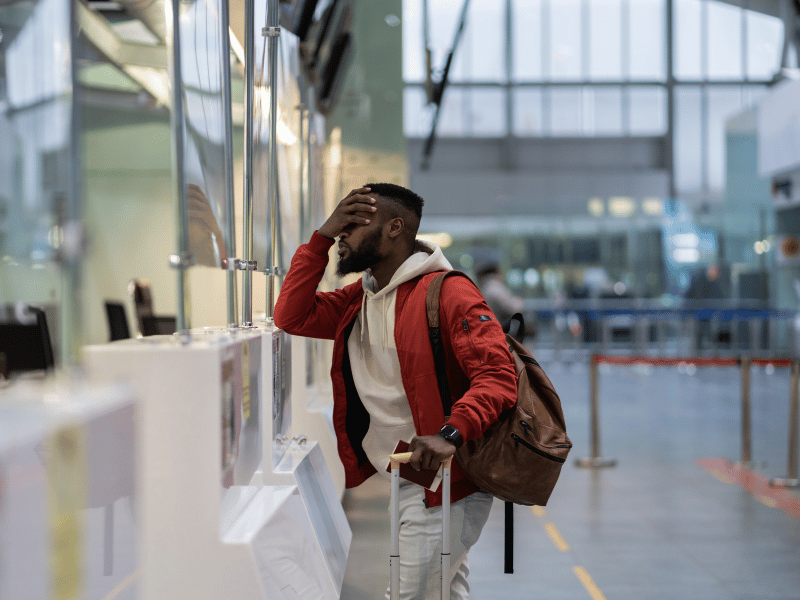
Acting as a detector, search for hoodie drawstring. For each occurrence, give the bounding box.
[360,291,368,345]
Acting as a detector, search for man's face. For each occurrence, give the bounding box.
[336,209,387,277]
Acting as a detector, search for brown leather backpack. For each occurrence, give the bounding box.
[426,271,572,506]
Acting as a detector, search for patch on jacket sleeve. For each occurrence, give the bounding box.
[478,315,492,322]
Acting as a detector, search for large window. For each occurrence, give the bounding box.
[402,0,783,197]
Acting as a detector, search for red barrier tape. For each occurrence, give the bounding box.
[751,358,794,368]
[698,458,800,519]
[593,355,794,368]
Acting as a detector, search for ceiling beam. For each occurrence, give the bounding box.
[77,1,170,105]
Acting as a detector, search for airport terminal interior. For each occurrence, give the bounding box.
[2,0,800,598]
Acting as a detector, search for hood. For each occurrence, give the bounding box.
[362,240,452,298]
[356,240,453,347]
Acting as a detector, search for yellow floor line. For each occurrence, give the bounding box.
[711,468,734,484]
[757,495,778,508]
[531,505,546,517]
[545,523,570,552]
[101,569,139,600]
[573,566,607,600]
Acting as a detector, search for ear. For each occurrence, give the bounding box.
[386,217,404,240]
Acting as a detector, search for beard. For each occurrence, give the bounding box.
[336,227,384,277]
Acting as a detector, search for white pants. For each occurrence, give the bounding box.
[385,482,493,600]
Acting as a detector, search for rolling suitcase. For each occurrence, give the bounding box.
[388,452,453,600]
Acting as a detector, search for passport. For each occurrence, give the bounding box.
[385,440,443,492]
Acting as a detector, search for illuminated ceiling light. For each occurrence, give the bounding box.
[417,232,453,248]
[608,197,635,217]
[587,197,604,217]
[670,232,700,248]
[642,197,664,215]
[507,269,523,287]
[754,241,765,254]
[672,248,700,263]
[524,268,540,287]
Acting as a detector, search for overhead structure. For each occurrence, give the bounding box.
[420,0,471,171]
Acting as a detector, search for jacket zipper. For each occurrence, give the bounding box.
[511,433,566,463]
[462,319,483,364]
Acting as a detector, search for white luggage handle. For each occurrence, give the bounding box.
[389,452,452,600]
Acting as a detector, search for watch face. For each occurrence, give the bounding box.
[439,425,460,442]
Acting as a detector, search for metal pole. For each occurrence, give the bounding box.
[590,354,600,458]
[740,357,752,465]
[441,457,451,600]
[390,458,400,600]
[221,0,238,329]
[298,103,306,243]
[575,355,617,468]
[242,0,255,327]
[770,360,800,487]
[167,0,191,338]
[665,0,676,200]
[60,0,84,368]
[266,0,280,323]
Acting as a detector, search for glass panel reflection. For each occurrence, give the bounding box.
[252,3,303,275]
[0,0,72,264]
[177,0,233,268]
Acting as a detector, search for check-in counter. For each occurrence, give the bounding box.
[83,328,349,599]
[0,377,137,600]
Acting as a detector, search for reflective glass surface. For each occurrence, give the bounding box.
[177,0,233,268]
[252,3,303,274]
[0,0,73,263]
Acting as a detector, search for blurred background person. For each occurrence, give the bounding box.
[475,263,525,326]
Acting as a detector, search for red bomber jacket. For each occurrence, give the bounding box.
[274,231,518,507]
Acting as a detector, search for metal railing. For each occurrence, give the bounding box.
[576,353,799,489]
[524,299,800,358]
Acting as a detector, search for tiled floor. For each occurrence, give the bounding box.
[340,352,800,599]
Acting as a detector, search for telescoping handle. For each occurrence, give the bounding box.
[389,452,452,600]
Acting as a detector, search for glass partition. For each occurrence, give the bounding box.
[252,10,303,277]
[176,0,235,270]
[0,0,77,365]
[0,0,73,265]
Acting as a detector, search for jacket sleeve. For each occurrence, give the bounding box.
[438,276,518,443]
[273,231,355,340]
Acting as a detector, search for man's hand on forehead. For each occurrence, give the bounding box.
[318,187,379,240]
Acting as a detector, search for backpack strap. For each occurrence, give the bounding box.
[425,270,477,418]
[426,270,518,575]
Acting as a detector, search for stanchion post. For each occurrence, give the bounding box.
[740,356,752,466]
[770,359,800,487]
[575,354,617,468]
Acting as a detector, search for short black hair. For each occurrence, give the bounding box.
[364,183,424,220]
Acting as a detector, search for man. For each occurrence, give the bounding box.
[274,184,517,599]
[475,263,525,325]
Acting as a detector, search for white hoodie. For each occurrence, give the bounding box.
[347,241,453,479]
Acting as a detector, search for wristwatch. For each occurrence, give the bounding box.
[438,424,463,449]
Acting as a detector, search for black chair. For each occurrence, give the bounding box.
[0,305,54,375]
[104,301,131,341]
[128,279,177,337]
[140,315,177,336]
